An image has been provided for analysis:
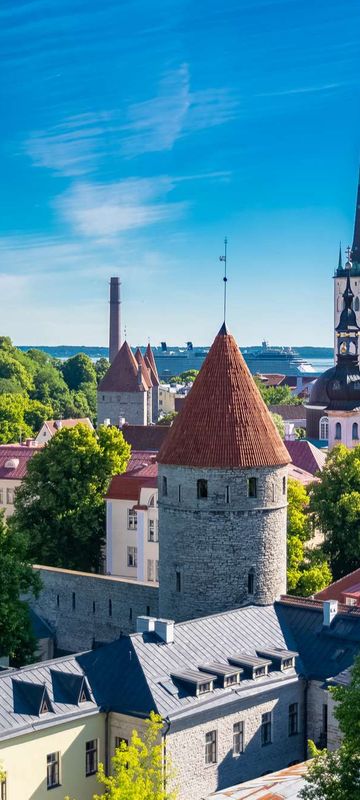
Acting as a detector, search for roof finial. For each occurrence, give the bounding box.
[219,237,228,323]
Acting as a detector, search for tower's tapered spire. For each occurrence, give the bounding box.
[338,242,343,271]
[351,169,360,266]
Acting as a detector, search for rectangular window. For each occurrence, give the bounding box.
[72,592,76,610]
[289,703,298,736]
[162,476,168,496]
[115,736,128,751]
[178,484,181,503]
[127,546,137,568]
[283,476,286,495]
[155,560,159,581]
[233,721,244,755]
[127,509,137,530]
[85,739,98,776]
[0,778,6,800]
[6,488,14,505]
[248,477,257,498]
[47,752,60,789]
[261,712,272,746]
[205,730,217,764]
[0,490,3,505]
[197,479,208,499]
[147,559,154,581]
[225,485,230,504]
[176,569,181,592]
[148,519,155,542]
[321,704,328,747]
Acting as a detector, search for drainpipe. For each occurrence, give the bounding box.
[303,679,309,761]
[163,716,171,792]
[105,710,110,775]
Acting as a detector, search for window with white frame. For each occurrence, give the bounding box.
[261,712,272,746]
[288,703,299,736]
[205,730,217,764]
[319,416,329,440]
[335,422,342,440]
[233,721,244,755]
[148,519,156,542]
[147,559,154,581]
[345,596,357,606]
[127,509,137,530]
[85,739,98,776]
[47,752,60,789]
[0,490,3,505]
[6,488,14,505]
[127,546,137,568]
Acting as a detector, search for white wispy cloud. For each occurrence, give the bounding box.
[25,65,238,175]
[55,177,187,237]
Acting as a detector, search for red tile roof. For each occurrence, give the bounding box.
[98,341,148,393]
[145,343,160,385]
[134,348,152,388]
[144,355,159,387]
[43,418,93,435]
[105,455,158,500]
[255,373,286,386]
[158,324,291,469]
[0,444,40,480]
[285,440,326,476]
[127,450,158,471]
[121,424,170,451]
[315,568,360,602]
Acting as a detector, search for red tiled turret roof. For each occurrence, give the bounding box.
[98,341,148,393]
[145,343,160,385]
[158,323,291,469]
[134,348,152,388]
[144,355,159,387]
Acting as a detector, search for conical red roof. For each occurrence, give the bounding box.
[145,343,160,385]
[99,341,148,393]
[144,355,159,387]
[158,324,290,469]
[134,348,152,388]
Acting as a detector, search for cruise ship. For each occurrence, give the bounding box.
[152,340,317,380]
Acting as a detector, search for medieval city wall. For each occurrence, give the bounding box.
[31,565,159,652]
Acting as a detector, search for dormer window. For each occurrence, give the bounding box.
[198,681,212,694]
[256,648,297,672]
[40,698,49,714]
[197,479,208,499]
[171,670,214,696]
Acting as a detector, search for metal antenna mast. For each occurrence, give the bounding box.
[219,237,228,323]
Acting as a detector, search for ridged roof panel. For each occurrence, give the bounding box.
[158,326,290,469]
[98,341,148,393]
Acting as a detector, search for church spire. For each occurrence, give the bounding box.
[336,249,360,361]
[338,242,343,271]
[351,168,360,266]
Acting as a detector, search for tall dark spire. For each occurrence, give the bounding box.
[336,252,360,361]
[351,169,360,266]
[338,242,343,271]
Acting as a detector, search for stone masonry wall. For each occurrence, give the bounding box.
[158,464,288,622]
[307,680,342,752]
[31,566,159,652]
[166,678,304,800]
[97,390,147,426]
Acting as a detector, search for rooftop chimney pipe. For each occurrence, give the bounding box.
[109,277,121,363]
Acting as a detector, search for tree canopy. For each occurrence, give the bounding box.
[0,512,40,666]
[287,478,331,596]
[67,712,176,800]
[301,654,360,800]
[254,378,302,406]
[169,369,199,385]
[309,445,360,580]
[11,424,130,572]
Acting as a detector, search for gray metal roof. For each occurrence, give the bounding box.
[256,648,298,661]
[171,669,215,685]
[0,654,98,740]
[229,654,271,668]
[199,662,243,677]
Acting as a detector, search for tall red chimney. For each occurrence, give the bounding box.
[109,277,121,363]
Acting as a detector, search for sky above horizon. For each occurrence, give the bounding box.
[1,0,360,348]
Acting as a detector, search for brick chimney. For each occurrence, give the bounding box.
[109,277,121,363]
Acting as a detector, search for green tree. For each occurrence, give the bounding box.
[11,424,130,572]
[254,379,302,406]
[309,445,360,580]
[158,412,177,425]
[62,353,96,391]
[0,512,41,666]
[95,357,110,384]
[271,412,285,439]
[287,479,331,596]
[0,395,33,443]
[301,654,360,800]
[31,364,70,416]
[169,369,199,385]
[66,712,176,800]
[0,353,33,392]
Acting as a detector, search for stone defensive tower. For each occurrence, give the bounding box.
[158,323,290,623]
[109,277,121,363]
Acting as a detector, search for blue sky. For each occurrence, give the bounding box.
[1,0,360,347]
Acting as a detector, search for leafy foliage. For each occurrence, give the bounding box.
[254,378,302,406]
[158,412,178,425]
[169,369,199,385]
[309,445,360,580]
[271,412,285,439]
[0,512,40,666]
[65,712,176,800]
[61,353,96,391]
[11,424,130,572]
[287,479,331,596]
[301,655,360,800]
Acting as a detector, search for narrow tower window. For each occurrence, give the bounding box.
[355,297,360,311]
[197,479,208,499]
[178,485,181,503]
[225,485,230,504]
[282,476,286,495]
[162,476,168,497]
[248,477,257,498]
[353,422,359,440]
[335,422,342,440]
[248,568,255,595]
[176,569,181,592]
